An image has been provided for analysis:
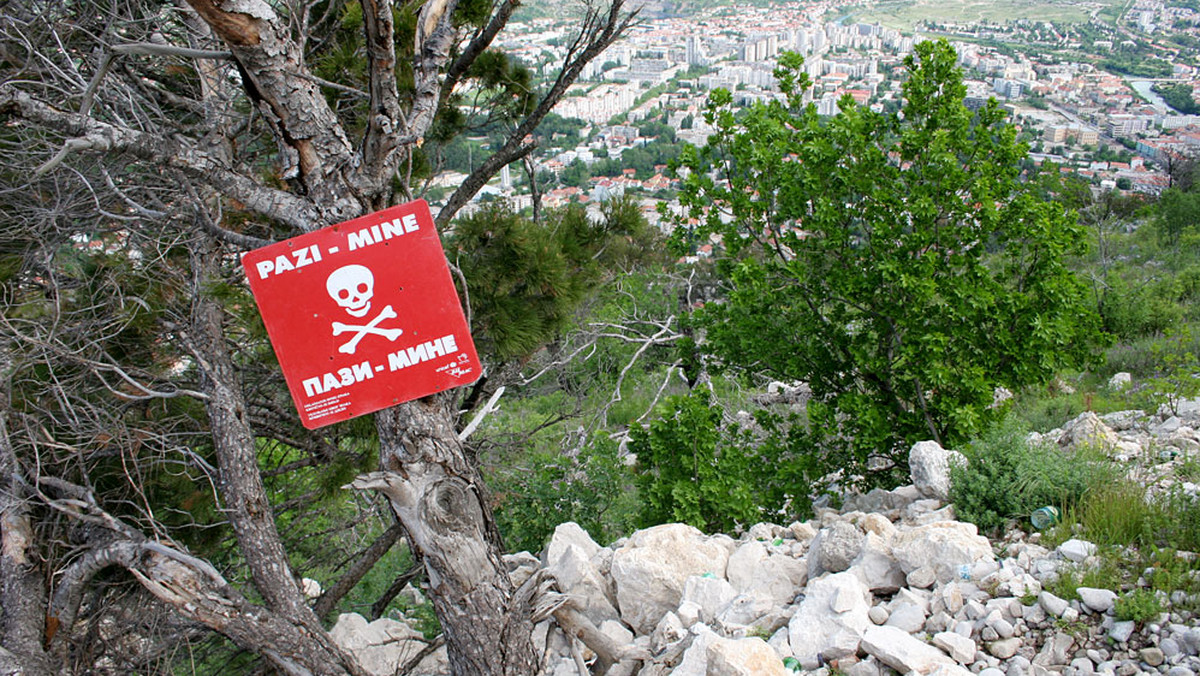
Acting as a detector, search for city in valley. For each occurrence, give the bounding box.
[432,0,1200,237]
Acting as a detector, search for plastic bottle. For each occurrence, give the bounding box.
[1030,506,1060,530]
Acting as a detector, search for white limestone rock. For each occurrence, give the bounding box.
[678,600,702,627]
[717,594,785,633]
[1108,372,1132,390]
[682,575,738,623]
[726,540,807,606]
[1039,591,1069,618]
[599,619,634,648]
[301,577,322,600]
[987,637,1022,659]
[610,524,731,634]
[788,572,872,669]
[651,611,687,652]
[1058,539,1097,563]
[1058,411,1119,450]
[850,532,906,593]
[891,521,994,584]
[1033,632,1075,666]
[910,440,967,501]
[885,602,928,634]
[674,624,719,676]
[1108,620,1136,643]
[933,631,977,664]
[811,520,864,576]
[860,625,970,676]
[1101,410,1145,432]
[706,636,789,676]
[547,539,619,625]
[858,512,898,539]
[907,566,938,589]
[329,613,446,676]
[502,551,540,589]
[544,521,602,565]
[1077,587,1118,614]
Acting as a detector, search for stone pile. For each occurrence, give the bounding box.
[1029,399,1200,502]
[332,402,1200,676]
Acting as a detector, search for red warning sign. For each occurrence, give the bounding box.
[242,200,481,429]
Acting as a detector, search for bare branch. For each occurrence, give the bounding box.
[311,520,404,621]
[436,0,639,227]
[1,86,323,230]
[458,386,504,441]
[357,0,404,203]
[110,42,232,59]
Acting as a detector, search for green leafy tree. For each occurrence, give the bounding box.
[672,41,1104,485]
[1155,185,1200,245]
[630,391,818,532]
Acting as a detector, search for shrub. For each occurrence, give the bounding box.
[1151,489,1200,552]
[1144,547,1200,607]
[1048,566,1082,601]
[1142,325,1200,416]
[631,390,819,533]
[950,418,1116,534]
[1115,589,1163,623]
[490,436,639,553]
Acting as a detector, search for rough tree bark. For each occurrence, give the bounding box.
[0,377,53,675]
[366,397,540,673]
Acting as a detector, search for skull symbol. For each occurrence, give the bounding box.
[326,265,374,318]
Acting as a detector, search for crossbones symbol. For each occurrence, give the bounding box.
[325,265,403,354]
[332,304,403,354]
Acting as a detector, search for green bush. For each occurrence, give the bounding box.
[1151,489,1200,552]
[1007,385,1134,434]
[1099,274,1184,339]
[631,390,818,533]
[1142,325,1200,416]
[949,418,1116,534]
[490,436,639,553]
[1115,589,1163,623]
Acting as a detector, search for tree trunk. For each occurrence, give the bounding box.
[0,386,53,676]
[188,236,365,675]
[369,397,538,675]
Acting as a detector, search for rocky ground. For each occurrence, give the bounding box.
[330,399,1200,675]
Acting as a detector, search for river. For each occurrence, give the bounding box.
[1128,80,1172,111]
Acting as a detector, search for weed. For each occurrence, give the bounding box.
[1019,591,1039,606]
[1142,325,1200,416]
[1054,618,1090,638]
[950,418,1116,535]
[1079,481,1157,546]
[1038,505,1081,549]
[1049,566,1082,601]
[1144,547,1200,608]
[1008,385,1136,433]
[1078,554,1127,592]
[1148,488,1200,552]
[1177,455,1200,481]
[1114,589,1163,623]
[747,626,773,641]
